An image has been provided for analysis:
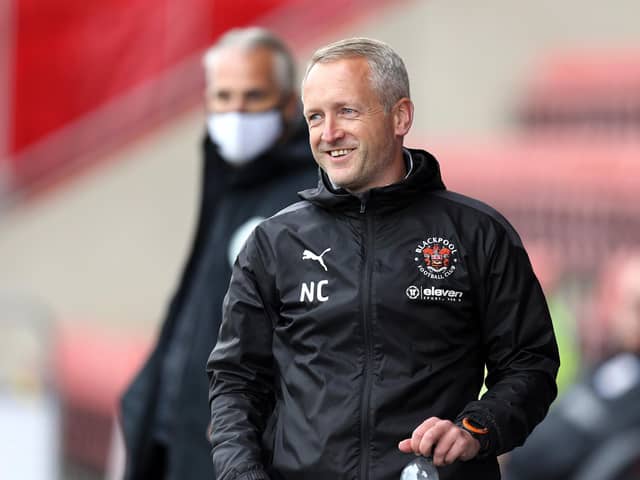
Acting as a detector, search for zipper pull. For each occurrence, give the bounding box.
[359,191,370,214]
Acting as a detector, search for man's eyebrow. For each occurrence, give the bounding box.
[244,88,267,95]
[305,101,354,111]
[209,88,231,97]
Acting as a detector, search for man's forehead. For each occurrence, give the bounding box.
[303,58,372,101]
[306,56,369,77]
[304,58,369,89]
[206,46,277,86]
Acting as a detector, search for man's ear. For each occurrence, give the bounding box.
[393,98,414,137]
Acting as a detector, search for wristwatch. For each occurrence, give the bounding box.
[457,416,491,454]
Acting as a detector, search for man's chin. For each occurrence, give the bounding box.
[326,173,351,191]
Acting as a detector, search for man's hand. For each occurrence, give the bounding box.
[398,417,480,467]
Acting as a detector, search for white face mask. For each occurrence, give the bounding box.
[207,110,283,166]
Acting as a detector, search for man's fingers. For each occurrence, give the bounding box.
[444,439,467,465]
[398,438,413,453]
[410,417,440,454]
[432,424,460,465]
[400,417,481,465]
[418,419,454,458]
[442,429,481,465]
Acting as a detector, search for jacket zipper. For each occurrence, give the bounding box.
[359,200,375,479]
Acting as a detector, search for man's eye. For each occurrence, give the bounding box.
[246,90,267,101]
[212,91,230,101]
[307,113,321,124]
[341,107,356,115]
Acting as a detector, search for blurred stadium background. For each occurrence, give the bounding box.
[1,0,640,478]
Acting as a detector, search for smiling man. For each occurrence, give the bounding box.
[207,37,559,480]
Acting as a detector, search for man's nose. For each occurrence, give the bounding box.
[321,117,344,143]
[227,97,250,112]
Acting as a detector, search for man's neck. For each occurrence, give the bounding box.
[329,148,414,194]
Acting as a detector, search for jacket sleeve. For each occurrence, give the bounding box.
[206,228,276,480]
[457,219,560,457]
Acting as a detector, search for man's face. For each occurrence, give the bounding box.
[302,57,411,193]
[205,46,283,114]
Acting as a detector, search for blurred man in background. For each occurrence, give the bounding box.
[119,27,317,480]
[504,251,640,480]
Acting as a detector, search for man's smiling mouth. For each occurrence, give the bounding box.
[329,149,355,157]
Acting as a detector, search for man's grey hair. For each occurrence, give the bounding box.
[202,27,296,93]
[302,37,410,112]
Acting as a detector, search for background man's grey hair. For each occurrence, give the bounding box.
[302,37,410,112]
[202,27,296,94]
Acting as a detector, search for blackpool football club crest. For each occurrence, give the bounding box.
[414,236,458,279]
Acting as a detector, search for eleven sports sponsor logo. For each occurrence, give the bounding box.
[406,284,464,302]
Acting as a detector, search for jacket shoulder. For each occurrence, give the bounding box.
[431,190,524,247]
[249,200,317,245]
[272,199,315,219]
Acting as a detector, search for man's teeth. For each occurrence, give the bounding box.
[330,149,353,157]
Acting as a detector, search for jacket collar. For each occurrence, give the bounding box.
[298,148,446,214]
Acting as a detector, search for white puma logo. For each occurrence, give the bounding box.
[302,248,331,272]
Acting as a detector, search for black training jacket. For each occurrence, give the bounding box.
[207,149,559,480]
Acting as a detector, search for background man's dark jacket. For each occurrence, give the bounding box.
[504,353,640,480]
[119,121,317,480]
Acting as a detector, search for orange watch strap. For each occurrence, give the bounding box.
[462,417,489,435]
